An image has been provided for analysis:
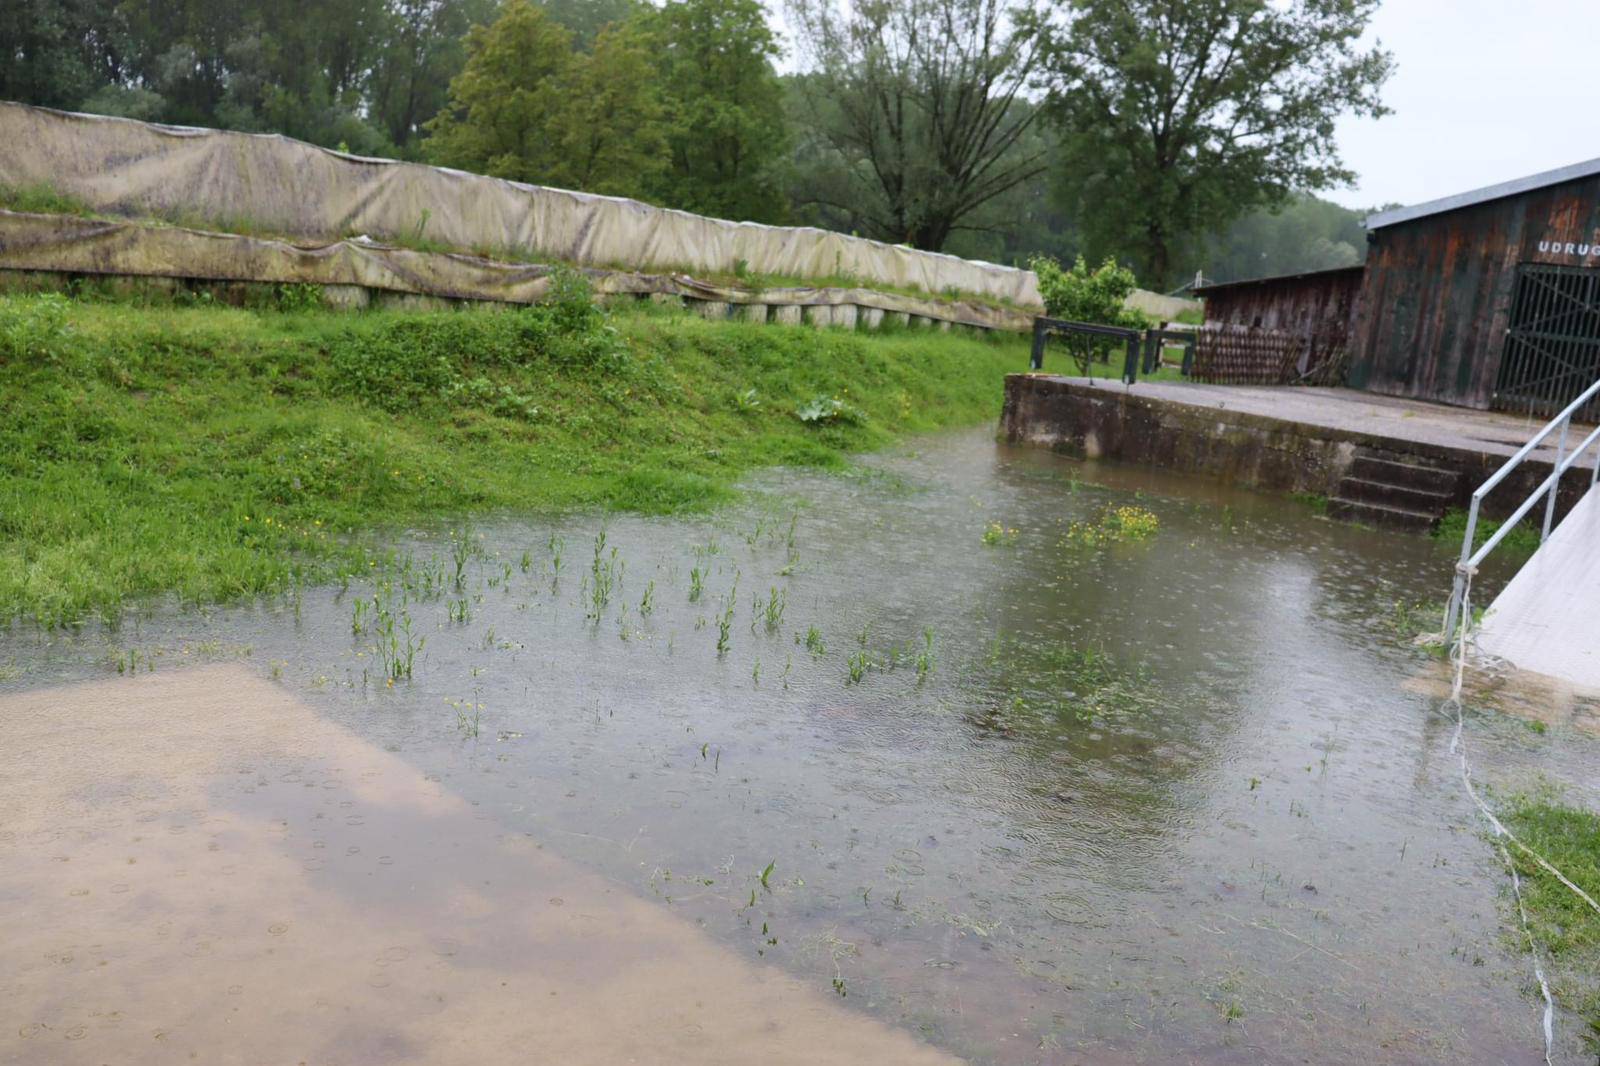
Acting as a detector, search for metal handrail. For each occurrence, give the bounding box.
[1443,375,1600,638]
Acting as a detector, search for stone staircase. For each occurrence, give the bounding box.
[1327,448,1462,532]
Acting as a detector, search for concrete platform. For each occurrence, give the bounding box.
[1001,375,1596,524]
[1477,490,1600,693]
[1056,380,1577,461]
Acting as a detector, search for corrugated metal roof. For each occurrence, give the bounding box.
[1191,264,1364,296]
[1366,157,1600,230]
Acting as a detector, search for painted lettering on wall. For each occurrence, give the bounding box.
[1537,227,1600,261]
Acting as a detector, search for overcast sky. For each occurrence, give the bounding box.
[1333,0,1600,210]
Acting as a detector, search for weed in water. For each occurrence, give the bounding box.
[450,526,473,590]
[982,521,1019,547]
[716,596,735,655]
[548,533,566,583]
[800,625,826,657]
[752,586,786,632]
[519,548,532,573]
[639,579,655,616]
[752,658,761,684]
[1063,505,1159,547]
[847,650,869,684]
[689,566,705,602]
[759,861,776,891]
[916,628,936,681]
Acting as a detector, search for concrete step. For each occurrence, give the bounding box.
[1327,496,1440,532]
[1334,476,1454,513]
[1350,452,1461,494]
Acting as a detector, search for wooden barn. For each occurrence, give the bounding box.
[1349,159,1600,416]
[1197,159,1600,416]
[1190,266,1364,385]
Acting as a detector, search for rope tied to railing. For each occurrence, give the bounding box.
[1441,572,1600,1064]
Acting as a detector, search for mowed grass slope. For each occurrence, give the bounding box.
[0,288,1026,625]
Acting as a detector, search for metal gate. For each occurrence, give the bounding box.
[1493,264,1600,419]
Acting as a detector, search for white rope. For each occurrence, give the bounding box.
[1446,570,1600,916]
[1442,568,1600,1064]
[1501,840,1556,1065]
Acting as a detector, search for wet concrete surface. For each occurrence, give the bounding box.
[3,428,1598,1063]
[0,666,959,1065]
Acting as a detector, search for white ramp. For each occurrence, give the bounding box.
[1476,490,1600,691]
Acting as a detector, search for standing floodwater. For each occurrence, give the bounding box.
[2,428,1594,1064]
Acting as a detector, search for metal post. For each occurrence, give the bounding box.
[1444,496,1483,639]
[1541,417,1568,541]
[1122,336,1138,385]
[1030,319,1047,370]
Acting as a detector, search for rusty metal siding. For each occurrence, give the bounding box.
[1349,173,1600,408]
[1201,268,1364,337]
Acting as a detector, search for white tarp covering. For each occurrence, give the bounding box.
[0,210,1037,331]
[0,102,1042,308]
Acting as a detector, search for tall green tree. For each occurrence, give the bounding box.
[638,0,790,223]
[0,0,127,111]
[424,0,577,180]
[552,21,669,196]
[1040,0,1392,287]
[784,0,1048,252]
[424,0,667,198]
[369,0,495,153]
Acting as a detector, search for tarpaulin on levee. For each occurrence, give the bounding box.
[0,211,1037,331]
[0,101,1042,309]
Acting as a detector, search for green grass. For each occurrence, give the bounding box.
[0,182,98,218]
[1498,790,1600,1047]
[0,289,1027,625]
[1435,506,1542,561]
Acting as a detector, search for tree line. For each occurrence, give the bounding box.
[2,0,1391,289]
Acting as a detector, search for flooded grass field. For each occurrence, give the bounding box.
[3,428,1597,1064]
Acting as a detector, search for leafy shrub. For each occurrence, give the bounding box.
[1029,255,1149,375]
[0,293,72,362]
[795,394,865,426]
[274,283,325,313]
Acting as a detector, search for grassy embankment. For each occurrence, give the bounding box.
[1499,790,1600,1047]
[0,285,1028,626]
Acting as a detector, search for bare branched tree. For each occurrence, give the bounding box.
[785,0,1046,252]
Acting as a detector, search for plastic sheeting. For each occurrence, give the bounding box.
[0,102,1042,308]
[0,210,1037,331]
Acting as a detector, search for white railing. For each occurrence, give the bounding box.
[1443,377,1600,639]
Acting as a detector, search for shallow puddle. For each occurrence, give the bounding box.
[3,428,1597,1063]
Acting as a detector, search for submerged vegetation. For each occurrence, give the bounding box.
[0,286,1026,625]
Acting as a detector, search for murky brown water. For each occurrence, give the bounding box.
[3,428,1597,1064]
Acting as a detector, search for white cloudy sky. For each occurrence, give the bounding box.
[1333,0,1600,209]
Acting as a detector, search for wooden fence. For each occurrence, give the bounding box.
[1189,324,1348,386]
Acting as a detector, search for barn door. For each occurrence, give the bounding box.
[1493,264,1600,419]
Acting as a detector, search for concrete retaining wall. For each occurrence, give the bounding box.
[1000,374,1591,522]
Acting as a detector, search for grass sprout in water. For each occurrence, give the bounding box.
[977,636,1158,728]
